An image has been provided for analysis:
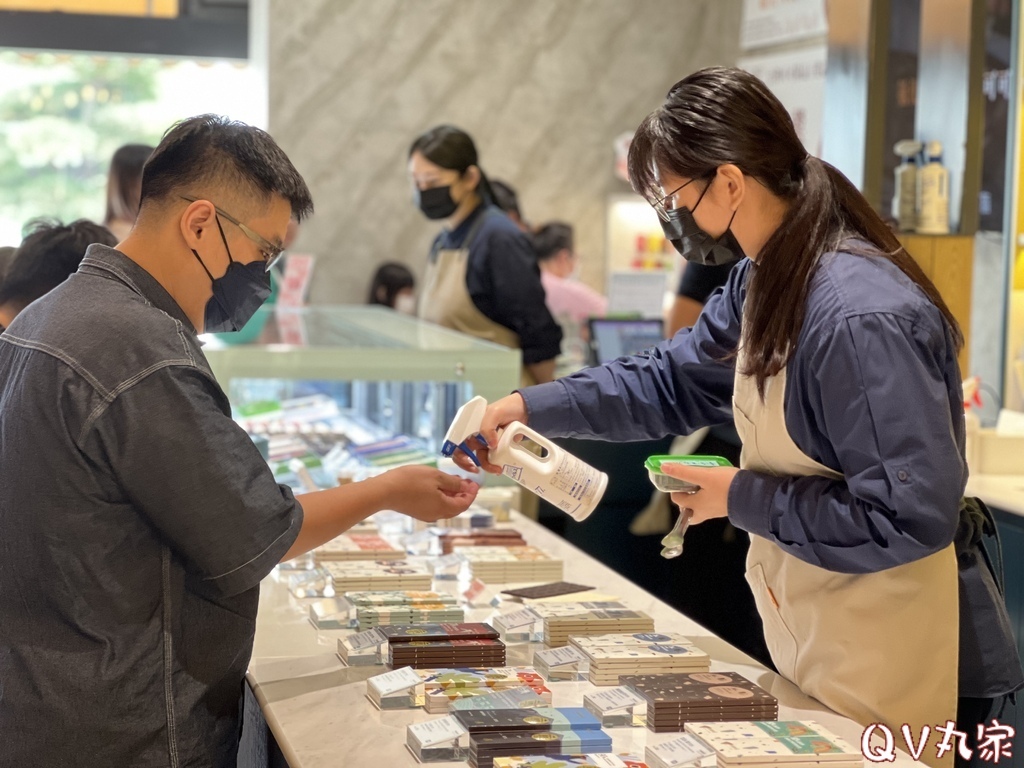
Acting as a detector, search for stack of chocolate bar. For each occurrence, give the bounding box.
[344,593,460,626]
[468,729,612,768]
[540,608,655,647]
[621,671,778,733]
[313,532,403,562]
[684,721,863,768]
[444,686,554,714]
[439,528,527,554]
[345,590,458,609]
[381,623,506,668]
[458,546,565,583]
[424,669,550,713]
[322,559,432,592]
[570,633,711,686]
[455,707,602,737]
[357,603,464,629]
[493,757,648,768]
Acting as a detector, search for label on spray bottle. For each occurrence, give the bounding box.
[496,424,608,522]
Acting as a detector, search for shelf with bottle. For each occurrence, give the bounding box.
[629,233,676,271]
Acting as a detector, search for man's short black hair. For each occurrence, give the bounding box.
[531,222,574,261]
[0,219,117,309]
[140,114,314,221]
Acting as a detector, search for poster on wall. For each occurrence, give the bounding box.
[741,0,828,50]
[739,45,828,158]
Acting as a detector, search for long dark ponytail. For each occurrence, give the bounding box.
[628,67,963,397]
[408,125,498,206]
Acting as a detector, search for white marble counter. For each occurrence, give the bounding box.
[249,513,920,767]
[967,474,1024,518]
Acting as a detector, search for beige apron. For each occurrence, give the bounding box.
[419,212,539,519]
[733,352,958,768]
[418,211,535,388]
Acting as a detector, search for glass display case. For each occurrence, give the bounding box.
[201,305,520,489]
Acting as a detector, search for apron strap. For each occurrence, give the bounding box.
[429,206,497,264]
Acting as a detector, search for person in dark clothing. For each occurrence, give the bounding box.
[408,125,561,386]
[0,114,477,767]
[0,219,117,331]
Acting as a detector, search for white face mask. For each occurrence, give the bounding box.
[395,292,417,315]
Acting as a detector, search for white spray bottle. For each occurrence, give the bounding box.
[892,139,922,231]
[442,396,608,522]
[917,140,950,235]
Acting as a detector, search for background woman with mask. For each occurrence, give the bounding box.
[454,68,1022,768]
[408,125,561,385]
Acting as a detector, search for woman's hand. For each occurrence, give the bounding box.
[377,466,479,522]
[451,393,528,475]
[662,463,740,524]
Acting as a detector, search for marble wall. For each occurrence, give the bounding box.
[265,0,743,304]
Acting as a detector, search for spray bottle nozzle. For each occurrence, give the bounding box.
[441,438,483,467]
[441,396,490,468]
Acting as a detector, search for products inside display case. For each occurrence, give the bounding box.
[202,306,521,491]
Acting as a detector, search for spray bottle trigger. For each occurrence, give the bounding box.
[441,437,483,468]
[460,440,483,468]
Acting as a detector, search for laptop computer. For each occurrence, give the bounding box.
[588,317,665,365]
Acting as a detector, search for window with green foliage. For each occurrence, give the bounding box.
[0,50,261,246]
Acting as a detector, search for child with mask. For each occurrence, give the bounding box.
[367,261,416,314]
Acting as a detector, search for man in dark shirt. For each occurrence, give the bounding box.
[0,218,117,331]
[0,115,477,767]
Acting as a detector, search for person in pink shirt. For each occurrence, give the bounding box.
[533,222,607,326]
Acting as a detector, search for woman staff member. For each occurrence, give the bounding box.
[456,68,1021,768]
[408,126,561,385]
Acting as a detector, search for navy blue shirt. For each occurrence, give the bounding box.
[0,246,303,766]
[522,246,1023,697]
[432,204,562,364]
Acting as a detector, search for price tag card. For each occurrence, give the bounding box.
[431,553,464,581]
[584,685,647,728]
[406,715,470,762]
[498,607,540,629]
[368,666,423,697]
[461,577,487,605]
[534,645,588,682]
[348,627,387,651]
[408,716,468,748]
[404,529,438,554]
[338,628,388,666]
[646,733,715,767]
[585,686,645,713]
[534,645,586,667]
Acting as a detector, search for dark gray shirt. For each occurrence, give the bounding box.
[0,246,303,767]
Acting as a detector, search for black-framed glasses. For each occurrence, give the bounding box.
[180,196,285,272]
[650,178,697,221]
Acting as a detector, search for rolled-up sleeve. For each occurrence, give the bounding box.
[91,365,302,596]
[728,310,965,573]
[522,260,750,441]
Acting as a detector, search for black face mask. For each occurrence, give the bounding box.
[660,178,744,266]
[192,218,272,333]
[416,185,459,220]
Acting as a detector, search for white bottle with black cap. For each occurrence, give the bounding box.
[917,140,950,235]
